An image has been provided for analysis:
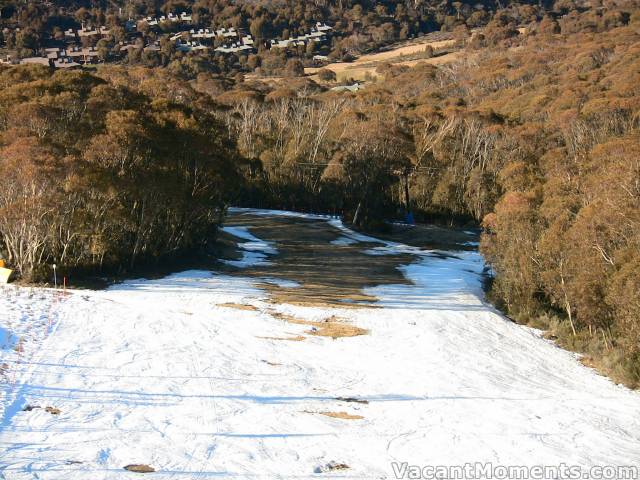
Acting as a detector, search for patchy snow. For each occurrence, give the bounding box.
[1,210,640,479]
[228,207,337,221]
[330,237,357,246]
[220,225,277,268]
[459,241,480,247]
[258,278,301,288]
[364,250,486,308]
[327,219,387,245]
[221,227,278,254]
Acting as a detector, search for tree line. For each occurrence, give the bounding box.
[0,64,241,281]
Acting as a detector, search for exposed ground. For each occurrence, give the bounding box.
[374,222,479,251]
[218,212,415,307]
[245,32,464,86]
[305,50,462,83]
[1,208,639,479]
[304,32,462,82]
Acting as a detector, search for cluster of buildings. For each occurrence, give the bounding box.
[171,27,256,54]
[1,45,101,68]
[270,23,333,49]
[0,24,109,68]
[213,34,255,54]
[173,22,332,55]
[0,14,333,70]
[191,27,238,40]
[139,12,193,26]
[68,26,112,39]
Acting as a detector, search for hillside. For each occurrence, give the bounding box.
[0,1,639,475]
[1,210,639,478]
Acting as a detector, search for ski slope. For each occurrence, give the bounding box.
[1,209,639,479]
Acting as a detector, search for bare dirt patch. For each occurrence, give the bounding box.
[124,464,155,473]
[218,303,259,311]
[336,397,369,404]
[22,405,61,415]
[262,360,283,366]
[261,288,379,309]
[311,411,364,420]
[373,223,478,251]
[257,335,306,342]
[305,32,460,82]
[221,212,414,307]
[307,320,368,339]
[315,461,350,473]
[212,230,245,262]
[269,311,368,339]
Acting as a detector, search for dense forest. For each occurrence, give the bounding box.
[0,0,639,385]
[0,65,241,280]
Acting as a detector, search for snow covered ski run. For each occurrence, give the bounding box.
[1,209,639,479]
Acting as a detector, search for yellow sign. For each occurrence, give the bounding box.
[0,267,12,284]
[0,259,4,268]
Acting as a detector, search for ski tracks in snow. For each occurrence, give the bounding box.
[1,211,640,478]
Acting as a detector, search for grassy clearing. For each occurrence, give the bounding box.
[305,34,460,82]
[306,50,462,83]
[373,222,478,251]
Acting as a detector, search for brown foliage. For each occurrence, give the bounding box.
[0,66,241,280]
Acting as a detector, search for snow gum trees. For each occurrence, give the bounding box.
[224,95,347,212]
[323,113,412,226]
[0,65,241,281]
[483,128,640,385]
[0,138,59,278]
[224,92,413,224]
